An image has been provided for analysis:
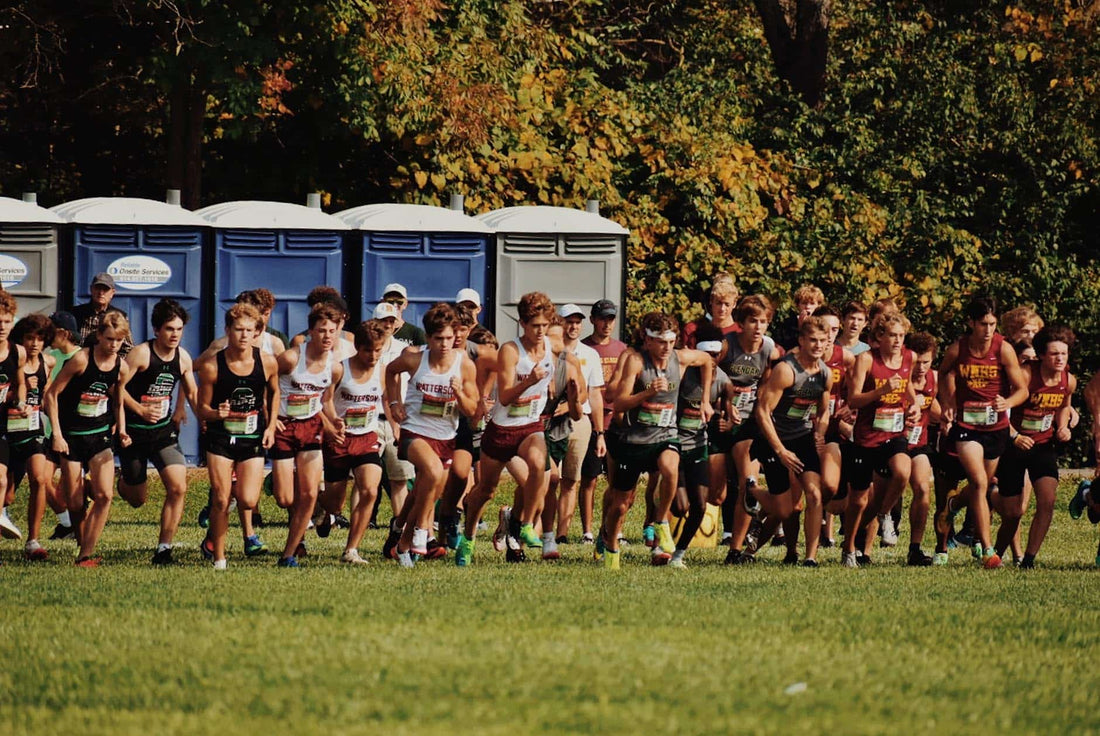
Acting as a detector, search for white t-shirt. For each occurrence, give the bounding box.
[568,341,605,415]
[380,335,413,401]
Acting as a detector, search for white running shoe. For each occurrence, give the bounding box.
[0,508,22,540]
[492,506,511,552]
[341,548,368,565]
[581,532,595,545]
[213,559,227,570]
[541,536,560,560]
[411,527,429,556]
[842,551,859,568]
[397,551,415,568]
[879,514,898,548]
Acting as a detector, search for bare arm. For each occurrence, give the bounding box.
[999,340,1030,411]
[262,352,280,448]
[44,351,89,455]
[612,353,657,414]
[753,361,804,473]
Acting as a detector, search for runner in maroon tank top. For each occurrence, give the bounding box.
[937,296,1029,569]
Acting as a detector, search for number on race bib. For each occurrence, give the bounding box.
[345,405,378,433]
[6,406,39,433]
[421,393,457,419]
[907,423,923,446]
[872,407,905,433]
[1020,411,1054,434]
[508,392,544,419]
[640,401,676,427]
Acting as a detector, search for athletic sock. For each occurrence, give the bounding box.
[57,510,71,526]
[670,549,686,563]
[157,543,172,554]
[541,532,554,545]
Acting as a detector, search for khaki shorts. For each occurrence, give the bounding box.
[378,419,413,483]
[561,414,593,482]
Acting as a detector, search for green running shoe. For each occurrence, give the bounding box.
[594,534,605,562]
[455,535,474,567]
[656,521,675,554]
[603,549,621,570]
[643,524,657,548]
[971,542,982,560]
[1069,479,1090,520]
[518,523,542,548]
[933,552,949,566]
[244,535,267,557]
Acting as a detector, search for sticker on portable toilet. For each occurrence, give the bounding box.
[0,255,28,288]
[107,255,172,291]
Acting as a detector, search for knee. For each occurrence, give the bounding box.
[93,485,114,504]
[804,488,822,507]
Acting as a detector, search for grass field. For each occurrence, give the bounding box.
[1,471,1099,735]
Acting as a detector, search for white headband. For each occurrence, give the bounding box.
[696,340,723,353]
[645,329,677,341]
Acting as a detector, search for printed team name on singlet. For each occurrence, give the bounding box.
[725,362,761,413]
[225,387,260,436]
[957,363,1000,386]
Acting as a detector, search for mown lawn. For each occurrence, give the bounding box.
[1,471,1098,735]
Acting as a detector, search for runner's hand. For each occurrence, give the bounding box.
[778,447,804,474]
[391,402,408,423]
[118,432,132,449]
[1014,434,1034,451]
[1056,426,1071,443]
[529,363,548,384]
[262,427,275,449]
[217,401,231,419]
[993,395,1008,412]
[52,435,69,456]
[649,376,669,394]
[595,433,607,458]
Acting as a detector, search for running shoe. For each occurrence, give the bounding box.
[594,534,605,563]
[954,526,975,547]
[74,556,101,568]
[782,551,799,565]
[0,509,22,540]
[518,523,543,548]
[542,537,561,561]
[743,477,762,515]
[856,553,873,567]
[1069,479,1090,520]
[440,513,461,549]
[720,531,732,547]
[668,555,687,569]
[933,552,949,566]
[907,548,933,567]
[341,548,368,565]
[295,541,309,558]
[244,535,267,557]
[1018,557,1035,570]
[555,535,568,545]
[982,552,1003,569]
[879,514,898,547]
[397,551,415,568]
[423,538,447,560]
[934,486,964,536]
[277,556,299,568]
[455,535,474,567]
[771,529,786,547]
[151,547,174,566]
[197,505,210,529]
[334,514,350,529]
[200,535,215,560]
[505,546,527,563]
[842,551,859,568]
[581,532,594,545]
[801,559,819,568]
[411,528,429,556]
[643,524,657,548]
[383,528,400,560]
[213,559,227,570]
[656,521,675,554]
[724,547,743,565]
[971,542,982,560]
[315,513,333,538]
[48,523,74,541]
[603,549,621,570]
[25,541,48,562]
[492,506,511,552]
[650,547,671,566]
[820,536,836,549]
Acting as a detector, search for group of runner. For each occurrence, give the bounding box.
[1,275,1097,570]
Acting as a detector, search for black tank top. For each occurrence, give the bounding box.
[8,357,46,444]
[125,340,183,433]
[59,349,120,435]
[0,342,19,436]
[209,348,267,439]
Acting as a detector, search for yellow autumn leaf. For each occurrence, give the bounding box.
[414,171,427,189]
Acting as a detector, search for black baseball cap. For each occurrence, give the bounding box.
[50,311,79,335]
[591,299,617,318]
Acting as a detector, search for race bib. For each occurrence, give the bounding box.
[225,411,259,436]
[678,406,704,432]
[0,383,8,405]
[508,392,544,419]
[829,397,836,416]
[287,393,321,419]
[7,406,39,433]
[873,407,905,433]
[345,405,378,433]
[786,399,816,421]
[421,393,457,419]
[962,401,998,426]
[907,423,923,447]
[141,394,170,422]
[1020,411,1054,434]
[77,392,108,418]
[734,386,757,411]
[640,401,676,427]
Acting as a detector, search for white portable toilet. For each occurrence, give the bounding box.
[0,195,65,316]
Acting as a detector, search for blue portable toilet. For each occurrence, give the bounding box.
[335,201,493,330]
[0,195,64,317]
[198,199,350,339]
[477,204,628,342]
[51,195,209,462]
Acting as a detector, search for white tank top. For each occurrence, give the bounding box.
[490,336,553,428]
[260,331,279,355]
[401,349,464,440]
[333,358,383,435]
[277,347,333,420]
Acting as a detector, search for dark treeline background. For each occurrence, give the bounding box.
[2,0,1099,458]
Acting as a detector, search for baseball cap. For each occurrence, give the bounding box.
[373,302,399,320]
[382,283,407,300]
[456,288,481,308]
[591,299,617,318]
[558,303,585,319]
[91,272,115,289]
[50,311,79,335]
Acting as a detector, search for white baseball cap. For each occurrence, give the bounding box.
[558,303,585,319]
[456,288,481,307]
[373,302,399,320]
[382,283,407,299]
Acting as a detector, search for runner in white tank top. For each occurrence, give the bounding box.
[385,304,478,565]
[316,321,390,565]
[270,304,342,567]
[489,336,553,428]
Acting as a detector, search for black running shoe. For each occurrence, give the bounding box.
[197,505,210,529]
[555,535,568,545]
[801,559,819,568]
[295,541,308,558]
[334,514,350,530]
[856,553,873,567]
[48,523,74,541]
[505,546,527,563]
[382,529,400,560]
[907,548,933,567]
[782,551,799,565]
[724,547,742,565]
[151,548,175,566]
[316,513,332,538]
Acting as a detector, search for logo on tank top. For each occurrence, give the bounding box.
[1031,391,1064,410]
[958,363,999,389]
[229,387,257,412]
[873,377,907,404]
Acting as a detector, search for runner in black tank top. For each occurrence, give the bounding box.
[44,311,132,566]
[116,299,200,565]
[7,314,52,559]
[196,304,279,569]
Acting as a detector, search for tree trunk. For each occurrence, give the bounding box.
[166,72,203,208]
[753,0,831,107]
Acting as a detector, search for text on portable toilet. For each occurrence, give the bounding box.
[0,255,29,288]
[106,255,173,291]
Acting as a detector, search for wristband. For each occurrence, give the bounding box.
[388,400,400,407]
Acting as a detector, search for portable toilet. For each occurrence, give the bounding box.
[199,198,349,339]
[0,194,64,317]
[51,194,209,462]
[335,201,493,331]
[477,204,628,341]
